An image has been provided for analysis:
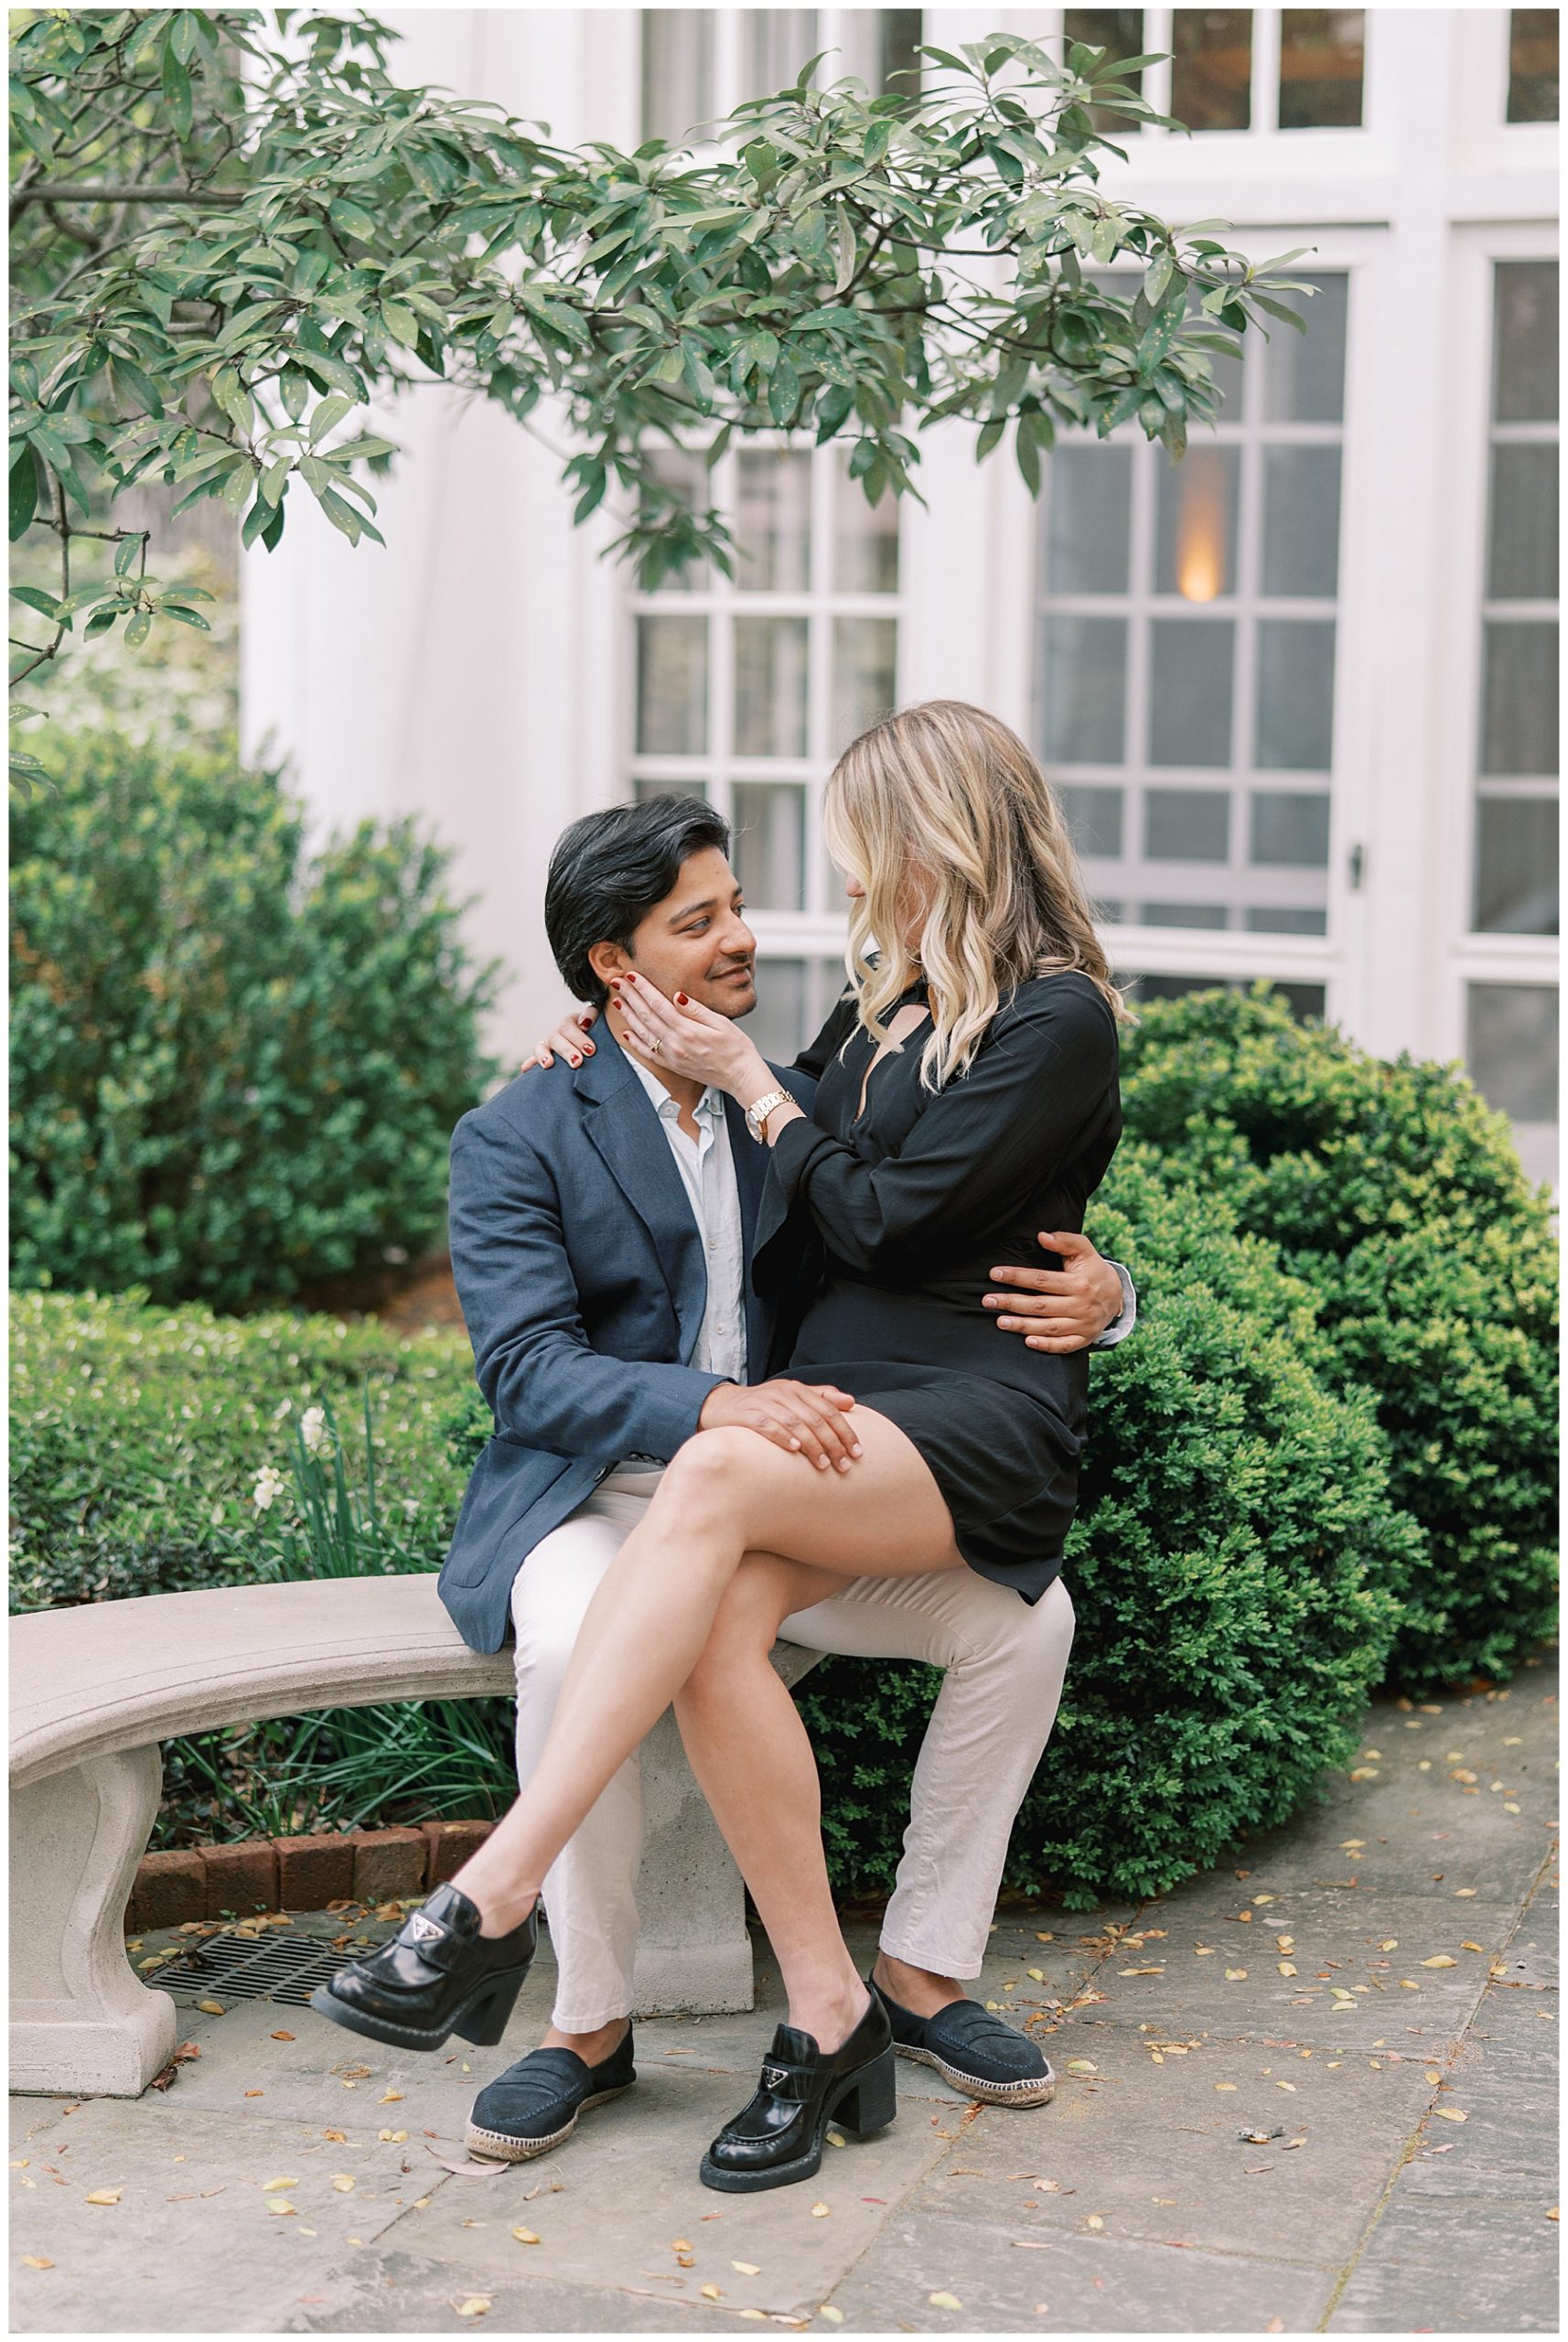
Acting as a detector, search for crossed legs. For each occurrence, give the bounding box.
[453,1409,965,2044]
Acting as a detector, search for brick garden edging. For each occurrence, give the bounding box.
[125,1819,495,1932]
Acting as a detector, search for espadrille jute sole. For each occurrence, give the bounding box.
[465,2082,633,2163]
[894,2039,1056,2106]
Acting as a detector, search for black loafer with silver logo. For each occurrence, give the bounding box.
[308,1881,536,2055]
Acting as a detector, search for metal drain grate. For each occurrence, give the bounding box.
[156,1929,350,2005]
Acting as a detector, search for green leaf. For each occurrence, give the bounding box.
[767,354,800,426]
[306,392,354,446]
[220,461,255,515]
[161,40,193,139]
[280,368,310,424]
[381,303,420,349]
[124,607,152,648]
[113,532,141,577]
[9,446,38,542]
[9,586,61,619]
[83,606,118,639]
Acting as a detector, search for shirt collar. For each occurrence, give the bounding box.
[624,1049,721,1126]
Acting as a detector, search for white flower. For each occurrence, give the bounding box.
[252,1464,286,1512]
[300,1407,328,1455]
[273,1397,292,1420]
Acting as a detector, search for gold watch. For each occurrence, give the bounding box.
[744,1086,794,1144]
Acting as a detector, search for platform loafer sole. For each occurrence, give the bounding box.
[699,2047,897,2194]
[893,2039,1056,2106]
[465,2081,635,2164]
[307,1968,526,2057]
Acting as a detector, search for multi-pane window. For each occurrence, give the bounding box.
[1473,262,1559,938]
[1506,9,1559,123]
[641,8,922,145]
[1059,11,1365,134]
[630,445,900,1060]
[1035,272,1348,938]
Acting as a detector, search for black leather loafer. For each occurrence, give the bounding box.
[700,1988,897,2193]
[308,1882,536,2055]
[466,2026,637,2161]
[871,1973,1055,2105]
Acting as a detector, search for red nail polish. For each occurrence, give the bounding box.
[675,992,690,1005]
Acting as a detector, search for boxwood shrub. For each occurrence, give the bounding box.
[14,1232,1414,1907]
[1116,984,1559,1692]
[11,729,499,1310]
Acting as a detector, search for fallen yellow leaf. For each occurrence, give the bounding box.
[19,2256,53,2270]
[811,2202,831,2218]
[1380,1939,1399,1951]
[1036,1932,1054,1941]
[820,2309,844,2325]
[1278,1962,1297,1977]
[1433,2107,1468,2123]
[1085,2215,1104,2229]
[1066,2060,1098,2074]
[732,2261,761,2275]
[1461,1942,1485,1954]
[929,2293,963,2310]
[85,2189,123,2206]
[827,2132,845,2148]
[1426,2068,1443,2084]
[512,2229,540,2245]
[1027,1968,1045,1981]
[454,2300,491,2320]
[671,2239,692,2253]
[1455,1887,1477,1897]
[197,2001,225,2016]
[701,2284,723,2300]
[270,2030,295,2041]
[378,2090,403,2104]
[1547,2208,1560,2223]
[1421,1956,1457,1969]
[1275,2080,1296,2092]
[331,2175,354,2193]
[262,2177,298,2192]
[1226,1969,1248,1981]
[1214,2082,1238,2092]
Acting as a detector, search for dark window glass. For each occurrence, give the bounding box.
[1141,903,1230,927]
[1262,272,1348,424]
[1245,907,1328,933]
[744,11,821,94]
[1059,783,1125,857]
[1487,444,1560,600]
[1493,262,1560,425]
[1063,9,1145,133]
[1039,615,1127,764]
[1474,798,1560,934]
[1144,788,1230,862]
[1278,9,1364,128]
[1171,9,1252,131]
[1047,443,1133,594]
[1479,621,1560,776]
[1117,973,1323,1020]
[1148,619,1235,767]
[1507,9,1559,123]
[746,959,810,1062]
[1250,790,1331,866]
[1155,446,1240,600]
[1466,982,1559,1123]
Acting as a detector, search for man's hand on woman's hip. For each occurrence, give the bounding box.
[698,1379,864,1473]
[983,1230,1125,1353]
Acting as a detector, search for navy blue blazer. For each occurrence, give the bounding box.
[437,1026,814,1654]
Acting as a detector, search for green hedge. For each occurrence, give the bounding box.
[11,730,498,1310]
[9,1288,474,1612]
[14,1190,1418,1904]
[1117,985,1559,1692]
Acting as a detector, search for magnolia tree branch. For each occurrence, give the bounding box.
[9,5,1320,746]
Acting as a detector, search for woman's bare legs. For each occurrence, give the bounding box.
[672,1551,872,2045]
[451,1408,964,2047]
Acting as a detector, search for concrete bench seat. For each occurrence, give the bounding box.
[9,1575,818,2099]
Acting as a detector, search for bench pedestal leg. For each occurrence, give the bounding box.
[9,1746,177,2099]
[630,1712,754,2017]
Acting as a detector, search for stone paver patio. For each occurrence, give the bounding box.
[11,1659,1558,2334]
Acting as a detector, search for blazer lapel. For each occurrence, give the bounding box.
[724,1090,774,1370]
[575,1031,707,1359]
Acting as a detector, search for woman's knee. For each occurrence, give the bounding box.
[679,1555,792,1705]
[659,1424,777,1525]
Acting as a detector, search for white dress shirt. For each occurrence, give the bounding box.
[624,1051,749,1384]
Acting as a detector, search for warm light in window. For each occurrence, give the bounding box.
[1177,481,1226,601]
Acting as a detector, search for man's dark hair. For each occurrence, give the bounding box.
[545,796,732,1006]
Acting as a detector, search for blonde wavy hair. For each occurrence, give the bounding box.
[823,699,1133,1090]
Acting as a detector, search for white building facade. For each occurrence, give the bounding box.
[241,5,1560,1184]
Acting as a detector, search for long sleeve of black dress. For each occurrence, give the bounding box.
[762,977,1120,1280]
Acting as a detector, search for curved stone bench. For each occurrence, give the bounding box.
[9,1576,818,2100]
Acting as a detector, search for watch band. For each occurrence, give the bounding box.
[745,1087,793,1144]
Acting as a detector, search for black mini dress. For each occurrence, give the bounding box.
[754,970,1122,1605]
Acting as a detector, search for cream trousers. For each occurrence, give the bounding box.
[510,1464,1076,2031]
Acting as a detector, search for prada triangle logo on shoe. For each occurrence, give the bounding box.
[406,1911,446,1943]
